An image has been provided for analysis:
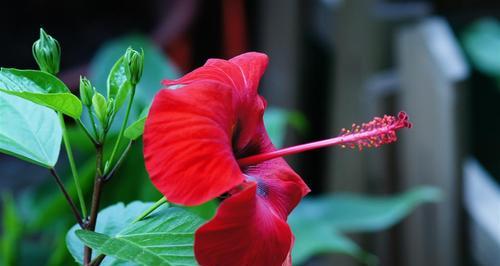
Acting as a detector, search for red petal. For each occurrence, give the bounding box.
[244,158,310,219]
[282,245,293,266]
[161,52,268,96]
[229,52,268,92]
[143,81,244,206]
[195,183,293,266]
[162,52,268,151]
[144,53,269,206]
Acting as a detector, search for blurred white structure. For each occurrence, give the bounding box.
[397,17,469,266]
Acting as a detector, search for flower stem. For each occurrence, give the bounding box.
[58,112,87,218]
[89,255,105,266]
[103,140,132,181]
[49,168,84,228]
[133,197,168,223]
[87,106,100,143]
[77,118,98,146]
[105,87,136,174]
[84,144,104,265]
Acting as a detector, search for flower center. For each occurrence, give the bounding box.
[244,175,269,197]
[237,111,412,167]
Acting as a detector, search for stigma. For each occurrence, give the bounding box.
[237,111,412,167]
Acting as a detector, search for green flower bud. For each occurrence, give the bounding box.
[79,76,94,107]
[32,28,61,75]
[105,98,116,128]
[92,92,107,126]
[124,47,144,86]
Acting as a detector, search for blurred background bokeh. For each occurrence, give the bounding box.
[2,0,500,265]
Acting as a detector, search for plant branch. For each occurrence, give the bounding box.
[58,112,87,218]
[105,87,136,174]
[77,118,98,146]
[83,144,104,265]
[103,140,133,182]
[87,106,100,143]
[49,168,84,228]
[89,254,105,266]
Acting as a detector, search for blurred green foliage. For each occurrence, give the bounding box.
[290,187,441,265]
[264,107,308,148]
[0,193,23,266]
[462,18,500,78]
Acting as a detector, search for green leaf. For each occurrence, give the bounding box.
[124,105,150,140]
[67,202,203,266]
[289,186,440,263]
[107,56,132,111]
[291,186,440,232]
[0,91,62,168]
[1,193,24,266]
[0,68,82,118]
[292,225,376,266]
[461,18,500,77]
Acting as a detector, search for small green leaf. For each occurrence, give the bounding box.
[0,68,82,118]
[67,202,203,266]
[107,56,132,111]
[92,92,107,126]
[124,105,150,140]
[0,91,62,168]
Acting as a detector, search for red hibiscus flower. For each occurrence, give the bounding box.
[143,52,411,266]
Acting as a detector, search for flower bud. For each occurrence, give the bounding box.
[32,28,61,75]
[79,76,94,107]
[92,92,107,126]
[105,98,116,127]
[124,47,144,86]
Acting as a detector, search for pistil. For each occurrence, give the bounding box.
[237,111,412,167]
